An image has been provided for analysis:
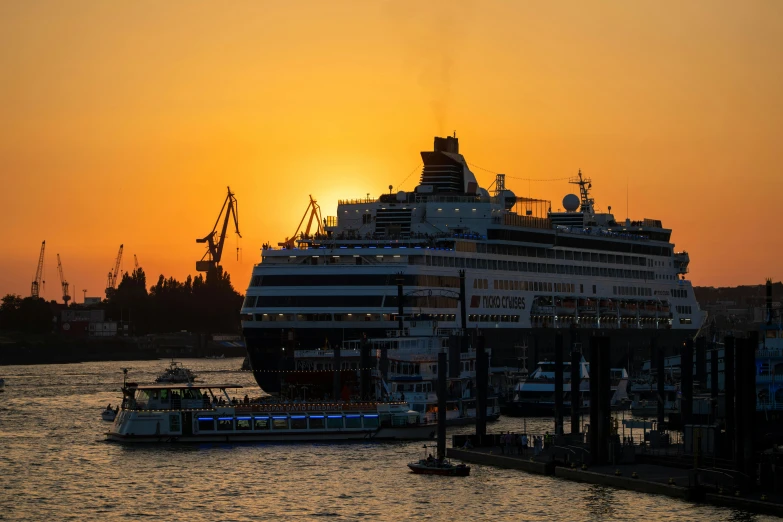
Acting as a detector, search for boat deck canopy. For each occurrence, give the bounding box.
[129,383,244,390]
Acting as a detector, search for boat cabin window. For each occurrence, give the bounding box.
[217,418,234,431]
[198,417,215,431]
[254,417,270,430]
[363,414,379,428]
[345,415,362,429]
[236,417,252,431]
[272,416,289,430]
[290,416,307,429]
[160,389,169,403]
[327,415,343,429]
[308,415,324,429]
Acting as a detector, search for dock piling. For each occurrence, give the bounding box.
[555,331,564,436]
[437,351,447,459]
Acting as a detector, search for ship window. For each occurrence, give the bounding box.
[327,415,344,429]
[592,285,596,294]
[169,414,180,432]
[198,417,215,431]
[580,284,584,293]
[363,414,379,428]
[308,416,325,429]
[236,418,252,431]
[345,415,362,429]
[290,416,307,429]
[272,417,289,430]
[217,418,234,431]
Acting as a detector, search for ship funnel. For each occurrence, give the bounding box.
[433,135,459,154]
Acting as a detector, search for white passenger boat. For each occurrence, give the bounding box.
[105,383,435,443]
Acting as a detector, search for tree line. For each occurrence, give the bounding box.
[0,266,244,335]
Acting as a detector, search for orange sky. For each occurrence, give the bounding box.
[1,0,782,301]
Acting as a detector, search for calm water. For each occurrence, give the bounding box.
[0,359,773,521]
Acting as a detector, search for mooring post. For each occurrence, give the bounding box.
[333,343,342,401]
[570,337,581,438]
[554,331,564,436]
[656,341,665,428]
[695,336,707,391]
[360,334,371,399]
[475,335,488,440]
[743,331,758,483]
[681,338,694,429]
[437,351,447,459]
[724,336,735,461]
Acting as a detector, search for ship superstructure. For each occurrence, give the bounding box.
[242,135,702,393]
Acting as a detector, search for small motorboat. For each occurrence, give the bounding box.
[155,360,197,384]
[102,406,118,422]
[407,445,471,476]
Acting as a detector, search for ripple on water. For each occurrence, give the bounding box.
[0,359,777,521]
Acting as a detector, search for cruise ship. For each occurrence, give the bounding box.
[241,135,703,393]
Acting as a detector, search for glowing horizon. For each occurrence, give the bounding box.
[2,0,782,300]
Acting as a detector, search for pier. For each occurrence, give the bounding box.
[454,331,783,518]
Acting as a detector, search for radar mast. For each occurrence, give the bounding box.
[569,170,594,215]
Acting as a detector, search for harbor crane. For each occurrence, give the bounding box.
[31,240,46,299]
[278,195,324,249]
[196,186,240,272]
[105,244,124,298]
[56,254,71,307]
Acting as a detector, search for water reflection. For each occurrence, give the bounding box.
[0,359,776,521]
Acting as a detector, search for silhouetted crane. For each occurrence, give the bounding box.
[196,187,240,272]
[56,254,71,307]
[31,240,46,299]
[105,244,124,298]
[278,195,324,249]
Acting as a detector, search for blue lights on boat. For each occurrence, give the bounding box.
[369,246,376,249]
[363,414,379,418]
[327,415,342,419]
[383,246,391,249]
[237,417,252,421]
[309,415,324,419]
[197,417,214,421]
[339,246,347,249]
[290,416,306,419]
[345,415,360,418]
[272,416,287,420]
[218,417,233,421]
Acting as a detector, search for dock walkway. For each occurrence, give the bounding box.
[447,445,783,518]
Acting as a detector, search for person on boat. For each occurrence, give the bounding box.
[520,433,528,455]
[462,438,473,449]
[106,403,111,411]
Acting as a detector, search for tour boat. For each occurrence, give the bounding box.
[105,383,435,443]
